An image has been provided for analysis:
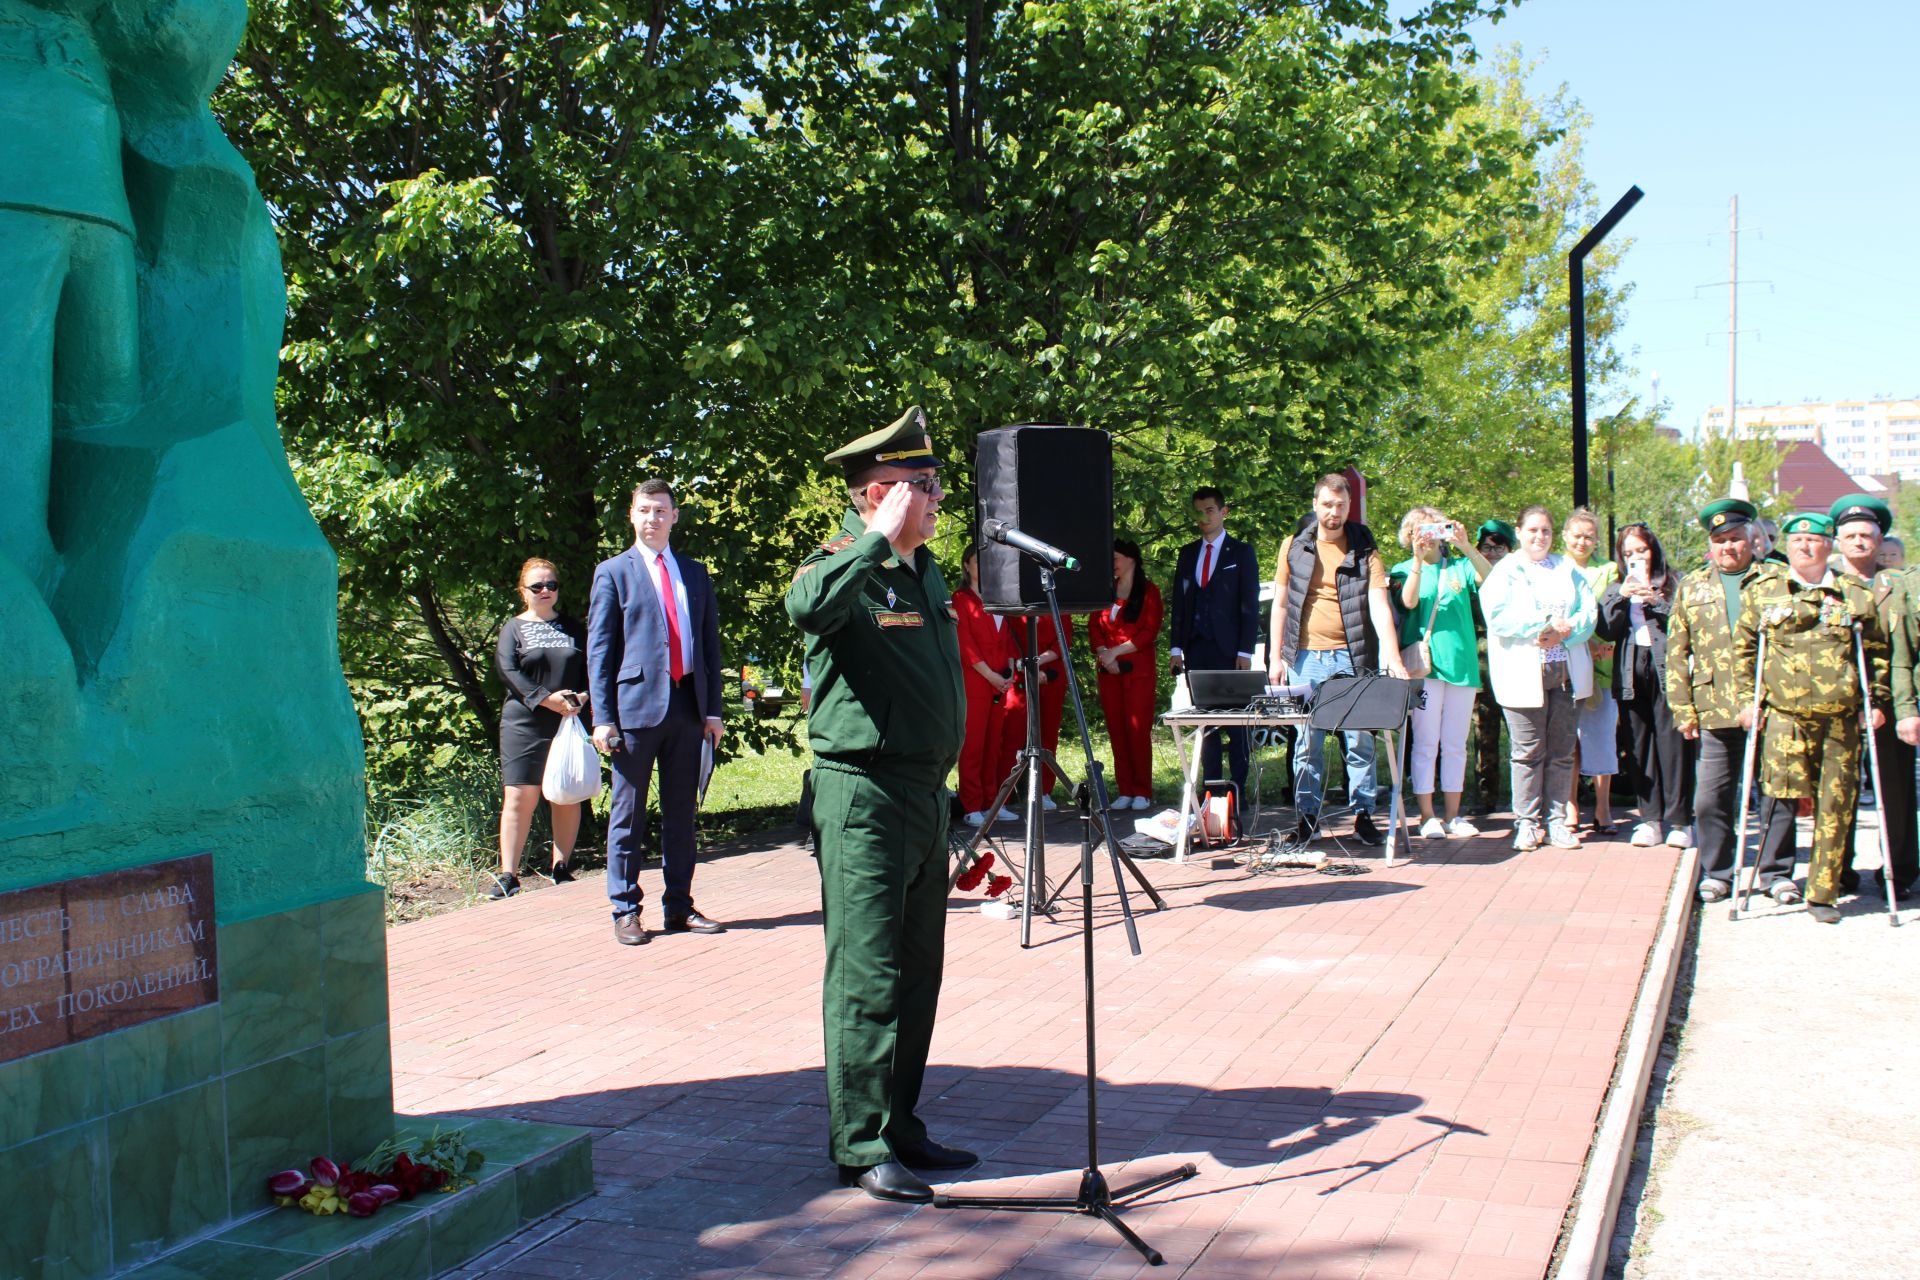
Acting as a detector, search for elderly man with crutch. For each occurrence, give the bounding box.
[1668,499,1798,906]
[1732,512,1891,924]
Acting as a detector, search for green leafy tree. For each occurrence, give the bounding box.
[217,0,1538,790]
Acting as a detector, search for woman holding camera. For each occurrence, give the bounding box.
[1481,506,1599,852]
[1090,538,1164,810]
[1596,524,1691,848]
[1390,509,1493,838]
[491,557,589,898]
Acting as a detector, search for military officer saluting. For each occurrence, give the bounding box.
[1667,499,1797,904]
[1828,494,1920,900]
[1734,512,1891,923]
[786,407,974,1203]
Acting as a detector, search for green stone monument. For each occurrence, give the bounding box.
[0,2,587,1275]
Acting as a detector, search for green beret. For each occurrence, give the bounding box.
[1781,512,1836,538]
[1698,498,1757,534]
[1474,519,1517,549]
[1827,492,1891,533]
[825,405,942,475]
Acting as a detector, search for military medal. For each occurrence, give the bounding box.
[886,587,897,608]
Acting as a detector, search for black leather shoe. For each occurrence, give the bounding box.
[613,913,650,945]
[1352,811,1383,846]
[664,911,727,934]
[1840,868,1862,894]
[895,1138,979,1171]
[837,1160,933,1203]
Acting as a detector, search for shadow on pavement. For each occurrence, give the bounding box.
[430,1065,1433,1276]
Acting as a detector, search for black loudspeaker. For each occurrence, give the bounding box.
[975,424,1114,614]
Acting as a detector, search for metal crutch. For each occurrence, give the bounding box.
[1851,623,1902,927]
[1729,628,1767,921]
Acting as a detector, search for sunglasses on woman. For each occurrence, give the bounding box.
[525,581,559,592]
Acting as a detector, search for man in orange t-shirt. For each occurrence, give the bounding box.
[1266,474,1407,843]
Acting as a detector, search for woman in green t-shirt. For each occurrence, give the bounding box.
[1390,508,1495,838]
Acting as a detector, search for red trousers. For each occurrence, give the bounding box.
[1037,676,1067,795]
[1099,671,1157,798]
[959,675,1010,814]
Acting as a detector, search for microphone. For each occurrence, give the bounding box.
[983,520,1080,571]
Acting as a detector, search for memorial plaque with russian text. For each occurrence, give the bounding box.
[0,853,218,1064]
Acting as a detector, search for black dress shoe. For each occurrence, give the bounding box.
[1352,811,1383,846]
[664,911,727,934]
[895,1138,979,1171]
[837,1160,933,1203]
[613,913,650,945]
[1840,868,1862,894]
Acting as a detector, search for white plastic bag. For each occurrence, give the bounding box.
[542,715,601,805]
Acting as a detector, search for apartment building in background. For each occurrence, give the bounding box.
[1702,397,1920,478]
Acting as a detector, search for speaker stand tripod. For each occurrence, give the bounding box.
[935,565,1197,1264]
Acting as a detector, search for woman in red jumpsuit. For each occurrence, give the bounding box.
[1089,539,1163,810]
[954,545,1018,824]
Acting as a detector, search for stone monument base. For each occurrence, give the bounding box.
[0,883,591,1278]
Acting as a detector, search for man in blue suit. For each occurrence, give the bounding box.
[589,479,727,945]
[1168,486,1261,793]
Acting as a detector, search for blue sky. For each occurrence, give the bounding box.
[1459,0,1919,435]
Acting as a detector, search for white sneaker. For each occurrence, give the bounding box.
[1040,795,1059,812]
[964,811,988,826]
[1629,822,1660,848]
[1445,816,1480,837]
[996,807,1020,822]
[1665,826,1692,849]
[1419,817,1447,839]
[1513,821,1542,852]
[1131,795,1152,811]
[1547,822,1581,849]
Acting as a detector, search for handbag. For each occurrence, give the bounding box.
[1399,569,1445,679]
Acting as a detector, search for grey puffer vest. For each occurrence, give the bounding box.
[1279,520,1379,673]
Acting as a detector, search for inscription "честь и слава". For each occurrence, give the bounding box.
[0,854,218,1063]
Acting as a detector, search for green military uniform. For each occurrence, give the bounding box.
[786,408,965,1170]
[1829,494,1920,893]
[1733,512,1890,908]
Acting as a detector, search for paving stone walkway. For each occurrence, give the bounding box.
[387,819,1680,1280]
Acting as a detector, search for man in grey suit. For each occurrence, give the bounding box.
[588,479,727,945]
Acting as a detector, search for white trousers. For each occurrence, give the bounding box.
[1410,678,1477,795]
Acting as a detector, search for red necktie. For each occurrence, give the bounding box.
[656,552,685,682]
[1199,542,1214,588]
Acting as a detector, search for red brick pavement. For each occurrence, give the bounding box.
[388,819,1680,1280]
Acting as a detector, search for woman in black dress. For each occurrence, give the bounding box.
[490,557,589,898]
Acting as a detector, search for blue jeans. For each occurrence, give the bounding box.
[1291,648,1377,819]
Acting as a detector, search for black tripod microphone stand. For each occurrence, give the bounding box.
[935,563,1197,1265]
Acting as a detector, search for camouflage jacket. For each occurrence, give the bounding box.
[1732,567,1889,718]
[1666,560,1779,732]
[1881,567,1920,721]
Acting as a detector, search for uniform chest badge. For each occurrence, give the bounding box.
[886,587,897,608]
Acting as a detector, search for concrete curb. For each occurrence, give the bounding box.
[1555,843,1699,1280]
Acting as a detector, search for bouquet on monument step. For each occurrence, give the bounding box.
[267,1126,485,1218]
